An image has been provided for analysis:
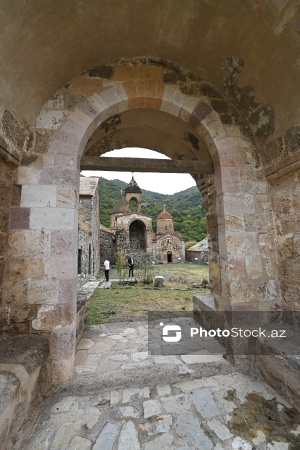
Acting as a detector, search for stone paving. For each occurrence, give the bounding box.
[23,321,300,450]
[72,319,233,394]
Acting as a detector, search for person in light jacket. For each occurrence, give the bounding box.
[104,259,110,281]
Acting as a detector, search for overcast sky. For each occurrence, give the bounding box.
[81,148,196,195]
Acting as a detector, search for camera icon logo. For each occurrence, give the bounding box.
[160,323,182,342]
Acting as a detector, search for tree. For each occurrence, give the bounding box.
[115,251,125,283]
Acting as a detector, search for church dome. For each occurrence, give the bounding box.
[157,207,173,220]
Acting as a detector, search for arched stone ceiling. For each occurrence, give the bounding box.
[83,109,211,161]
[1,0,300,138]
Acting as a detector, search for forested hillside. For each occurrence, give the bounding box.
[98,177,207,242]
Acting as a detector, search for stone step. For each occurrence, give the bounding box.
[69,355,234,396]
[63,321,235,395]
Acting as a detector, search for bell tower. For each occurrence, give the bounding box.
[125,174,142,212]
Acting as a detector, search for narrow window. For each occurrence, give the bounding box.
[78,248,82,274]
[88,244,92,275]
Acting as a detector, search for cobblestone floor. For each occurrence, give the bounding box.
[24,321,300,450]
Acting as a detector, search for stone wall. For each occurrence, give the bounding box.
[157,217,174,234]
[77,225,92,288]
[115,228,130,258]
[153,233,185,263]
[270,168,300,317]
[196,174,222,305]
[0,107,32,333]
[186,251,208,263]
[100,227,115,264]
[77,178,101,287]
[0,335,50,450]
[0,160,19,321]
[0,108,55,450]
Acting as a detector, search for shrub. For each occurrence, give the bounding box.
[115,251,126,282]
[201,278,209,287]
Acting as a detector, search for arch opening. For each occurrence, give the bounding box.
[129,220,147,252]
[5,68,280,389]
[167,251,173,263]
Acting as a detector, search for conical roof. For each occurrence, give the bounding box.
[124,175,142,194]
[111,196,126,213]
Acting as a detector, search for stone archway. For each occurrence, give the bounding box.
[128,197,139,212]
[4,61,278,383]
[129,220,146,252]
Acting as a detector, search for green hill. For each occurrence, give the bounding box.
[98,177,207,242]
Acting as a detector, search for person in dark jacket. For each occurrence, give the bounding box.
[128,256,134,278]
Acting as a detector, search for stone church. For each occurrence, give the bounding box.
[100,176,185,264]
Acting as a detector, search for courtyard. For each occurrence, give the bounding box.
[87,263,209,324]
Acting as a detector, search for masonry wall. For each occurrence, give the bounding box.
[92,188,100,276]
[259,125,300,315]
[77,226,92,288]
[186,251,208,263]
[115,228,130,258]
[196,174,222,305]
[0,105,31,333]
[100,229,115,264]
[0,160,19,326]
[270,168,300,318]
[77,187,101,287]
[153,234,185,263]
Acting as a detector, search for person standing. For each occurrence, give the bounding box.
[104,258,110,281]
[128,255,134,278]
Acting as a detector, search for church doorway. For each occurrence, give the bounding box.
[167,251,173,263]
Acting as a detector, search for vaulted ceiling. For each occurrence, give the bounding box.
[1,0,300,140]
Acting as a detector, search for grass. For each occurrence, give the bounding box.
[87,263,209,324]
